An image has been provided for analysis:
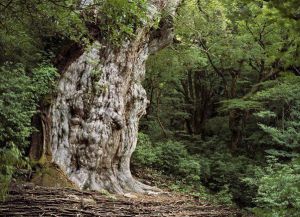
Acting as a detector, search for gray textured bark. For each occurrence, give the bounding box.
[39,0,181,194]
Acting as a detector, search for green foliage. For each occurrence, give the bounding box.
[0,0,150,65]
[245,157,300,217]
[95,0,148,45]
[31,65,59,98]
[133,133,201,183]
[133,133,239,204]
[0,64,58,150]
[0,65,36,149]
[252,74,300,103]
[159,141,201,181]
[0,64,57,200]
[224,74,300,158]
[141,0,300,212]
[213,185,234,205]
[199,150,258,206]
[0,145,21,201]
[257,0,300,22]
[220,98,262,112]
[132,133,161,167]
[0,0,86,64]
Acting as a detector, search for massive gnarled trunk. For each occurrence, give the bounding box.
[31,0,181,194]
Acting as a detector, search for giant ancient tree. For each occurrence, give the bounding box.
[29,0,182,194]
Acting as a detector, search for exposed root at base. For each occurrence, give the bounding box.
[0,184,248,217]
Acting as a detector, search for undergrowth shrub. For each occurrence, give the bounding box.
[0,145,21,201]
[132,132,161,167]
[199,150,258,207]
[0,64,58,200]
[133,133,240,205]
[132,133,200,183]
[245,157,300,217]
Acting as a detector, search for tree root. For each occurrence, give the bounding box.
[0,183,245,217]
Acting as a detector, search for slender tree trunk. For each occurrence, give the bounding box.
[31,0,182,194]
[156,89,168,137]
[228,73,242,152]
[181,76,194,135]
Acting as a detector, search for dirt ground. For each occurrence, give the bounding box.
[0,184,250,217]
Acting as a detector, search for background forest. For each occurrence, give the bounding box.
[0,0,299,216]
[134,0,300,216]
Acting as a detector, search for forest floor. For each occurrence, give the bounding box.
[0,183,248,217]
[0,166,251,216]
